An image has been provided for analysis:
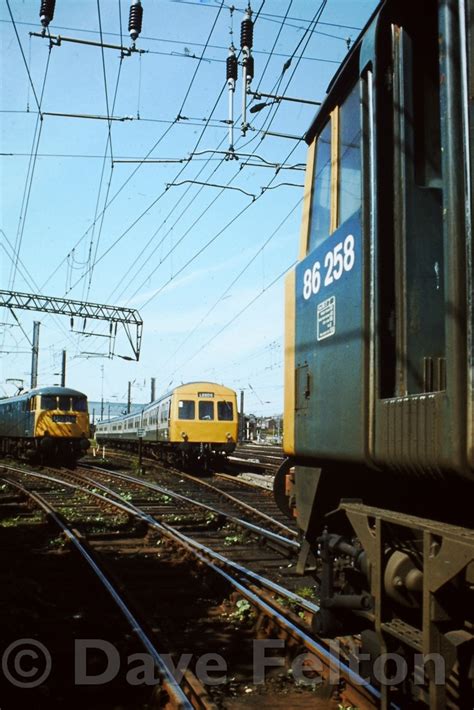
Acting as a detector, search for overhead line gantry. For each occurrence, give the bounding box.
[0,289,143,361]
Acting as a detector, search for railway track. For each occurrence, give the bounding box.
[0,470,194,709]
[80,456,304,593]
[1,461,385,709]
[88,448,290,528]
[94,442,284,476]
[227,443,284,474]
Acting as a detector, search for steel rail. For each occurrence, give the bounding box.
[143,463,296,536]
[81,463,298,548]
[69,473,383,707]
[1,465,310,611]
[2,465,385,707]
[1,475,193,710]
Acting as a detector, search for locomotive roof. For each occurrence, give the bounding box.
[0,386,87,405]
[145,381,236,407]
[304,0,383,145]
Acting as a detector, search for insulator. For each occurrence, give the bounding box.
[39,0,56,28]
[227,54,238,81]
[240,17,253,49]
[128,0,143,42]
[245,55,254,81]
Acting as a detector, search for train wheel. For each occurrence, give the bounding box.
[273,457,295,520]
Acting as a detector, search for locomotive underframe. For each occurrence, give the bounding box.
[0,434,89,462]
[275,459,474,707]
[98,437,235,468]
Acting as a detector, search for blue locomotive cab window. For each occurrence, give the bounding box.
[308,121,331,252]
[338,82,361,226]
[199,401,214,420]
[59,396,71,411]
[178,400,195,420]
[218,401,233,421]
[73,397,87,412]
[41,395,57,410]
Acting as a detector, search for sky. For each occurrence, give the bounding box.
[0,0,378,416]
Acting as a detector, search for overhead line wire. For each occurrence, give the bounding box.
[40,121,176,294]
[160,258,297,386]
[81,0,119,302]
[71,0,267,304]
[159,194,303,370]
[259,1,328,139]
[0,231,80,354]
[167,0,361,29]
[0,19,343,63]
[254,0,293,94]
[6,20,53,292]
[137,137,300,312]
[60,1,269,355]
[176,0,225,118]
[64,0,229,298]
[238,0,327,153]
[109,1,282,304]
[4,1,42,113]
[85,49,126,301]
[97,0,114,162]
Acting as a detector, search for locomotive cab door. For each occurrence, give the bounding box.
[289,50,370,464]
[372,0,472,478]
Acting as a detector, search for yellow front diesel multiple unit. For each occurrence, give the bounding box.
[96,381,238,468]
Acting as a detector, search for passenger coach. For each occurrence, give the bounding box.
[96,382,238,467]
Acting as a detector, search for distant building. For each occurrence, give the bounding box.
[241,413,282,443]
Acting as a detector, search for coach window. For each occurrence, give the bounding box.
[308,121,331,252]
[218,401,233,421]
[338,82,361,226]
[199,401,214,421]
[41,395,57,410]
[178,400,195,419]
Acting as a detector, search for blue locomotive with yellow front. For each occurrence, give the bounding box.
[0,386,90,463]
[275,0,473,705]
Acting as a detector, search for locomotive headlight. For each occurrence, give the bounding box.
[226,433,233,440]
[181,432,188,441]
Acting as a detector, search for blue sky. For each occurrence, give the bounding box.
[1,0,377,415]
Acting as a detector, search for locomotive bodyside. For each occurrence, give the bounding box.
[279,0,474,527]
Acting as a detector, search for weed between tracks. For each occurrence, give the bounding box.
[0,511,43,527]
